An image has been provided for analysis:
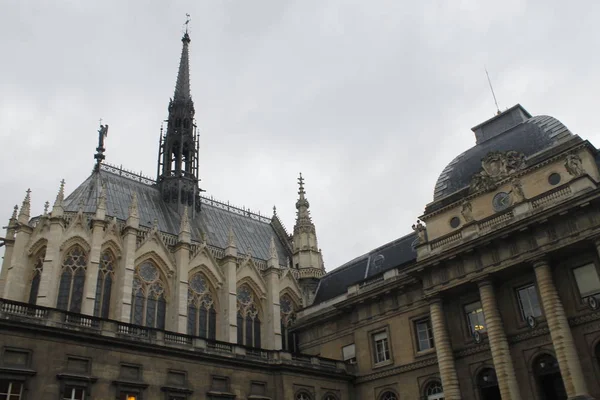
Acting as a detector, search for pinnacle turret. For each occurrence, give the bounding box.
[18,189,31,224]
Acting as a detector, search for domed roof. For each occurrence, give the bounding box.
[432,105,574,205]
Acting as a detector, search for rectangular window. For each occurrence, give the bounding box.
[0,380,23,399]
[167,371,186,386]
[465,301,486,335]
[517,284,542,319]
[211,376,229,392]
[372,332,390,364]
[67,357,90,373]
[250,382,266,396]
[2,349,29,367]
[342,344,356,364]
[573,264,600,298]
[119,364,141,381]
[415,319,435,351]
[63,386,85,400]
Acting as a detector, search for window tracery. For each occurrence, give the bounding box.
[28,247,46,305]
[187,272,216,339]
[93,251,115,318]
[57,246,87,312]
[236,284,261,348]
[280,294,297,352]
[130,261,167,329]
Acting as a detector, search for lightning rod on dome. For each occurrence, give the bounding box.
[485,67,501,115]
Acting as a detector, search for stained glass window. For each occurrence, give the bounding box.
[57,246,87,312]
[93,251,115,318]
[280,294,297,352]
[237,284,261,348]
[130,261,167,329]
[28,247,46,305]
[186,273,216,339]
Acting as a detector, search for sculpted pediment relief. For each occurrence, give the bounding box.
[470,151,526,193]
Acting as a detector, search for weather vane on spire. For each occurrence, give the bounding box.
[185,13,191,34]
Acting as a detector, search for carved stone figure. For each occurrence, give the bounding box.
[412,220,427,243]
[510,179,525,203]
[461,202,473,223]
[564,154,584,177]
[470,150,527,193]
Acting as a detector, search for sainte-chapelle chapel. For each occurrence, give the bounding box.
[3,26,600,400]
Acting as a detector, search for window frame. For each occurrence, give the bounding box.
[572,263,600,299]
[0,379,24,399]
[413,317,435,353]
[369,327,393,367]
[515,283,543,321]
[341,343,356,364]
[464,301,486,337]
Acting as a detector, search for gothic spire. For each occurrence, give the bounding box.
[173,31,192,103]
[295,173,312,226]
[18,189,31,225]
[52,179,65,217]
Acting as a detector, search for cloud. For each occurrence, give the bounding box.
[1,0,600,270]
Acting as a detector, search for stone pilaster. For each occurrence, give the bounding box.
[533,259,592,399]
[114,194,139,323]
[478,279,522,400]
[4,191,34,301]
[264,238,282,350]
[81,218,105,316]
[173,206,191,334]
[429,298,461,399]
[0,206,18,297]
[219,227,238,343]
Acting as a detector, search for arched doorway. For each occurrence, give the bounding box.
[477,368,501,400]
[533,354,566,400]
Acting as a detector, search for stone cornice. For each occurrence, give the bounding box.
[354,356,437,383]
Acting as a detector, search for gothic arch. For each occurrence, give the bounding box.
[57,244,88,313]
[100,239,122,260]
[27,244,46,305]
[59,235,91,254]
[237,275,267,300]
[137,230,175,266]
[26,237,48,256]
[187,271,218,339]
[236,282,263,348]
[280,286,302,308]
[93,248,116,318]
[131,259,169,329]
[421,377,444,400]
[237,258,267,294]
[189,246,222,281]
[135,251,174,282]
[188,262,224,290]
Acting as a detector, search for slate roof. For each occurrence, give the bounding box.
[62,167,290,263]
[431,112,574,210]
[312,233,418,304]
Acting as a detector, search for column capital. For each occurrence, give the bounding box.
[532,257,550,270]
[426,295,443,306]
[473,274,493,288]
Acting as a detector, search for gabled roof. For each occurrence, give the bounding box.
[312,232,418,304]
[62,167,290,264]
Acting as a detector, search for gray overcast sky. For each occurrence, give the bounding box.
[1,0,599,271]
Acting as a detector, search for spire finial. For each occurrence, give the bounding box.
[174,17,192,100]
[185,13,191,35]
[179,206,190,234]
[152,218,159,232]
[272,205,277,217]
[94,122,109,171]
[54,179,65,206]
[128,193,139,218]
[43,201,50,216]
[10,205,18,222]
[98,183,107,210]
[18,189,31,223]
[269,237,277,259]
[298,173,305,197]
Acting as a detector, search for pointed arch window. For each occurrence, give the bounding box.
[237,284,261,348]
[280,294,297,352]
[130,261,167,329]
[28,247,46,305]
[93,251,115,318]
[187,272,216,339]
[57,246,87,312]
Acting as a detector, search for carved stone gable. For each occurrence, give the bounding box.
[470,151,526,193]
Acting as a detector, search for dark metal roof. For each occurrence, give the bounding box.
[62,168,290,263]
[431,113,573,209]
[312,233,417,305]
